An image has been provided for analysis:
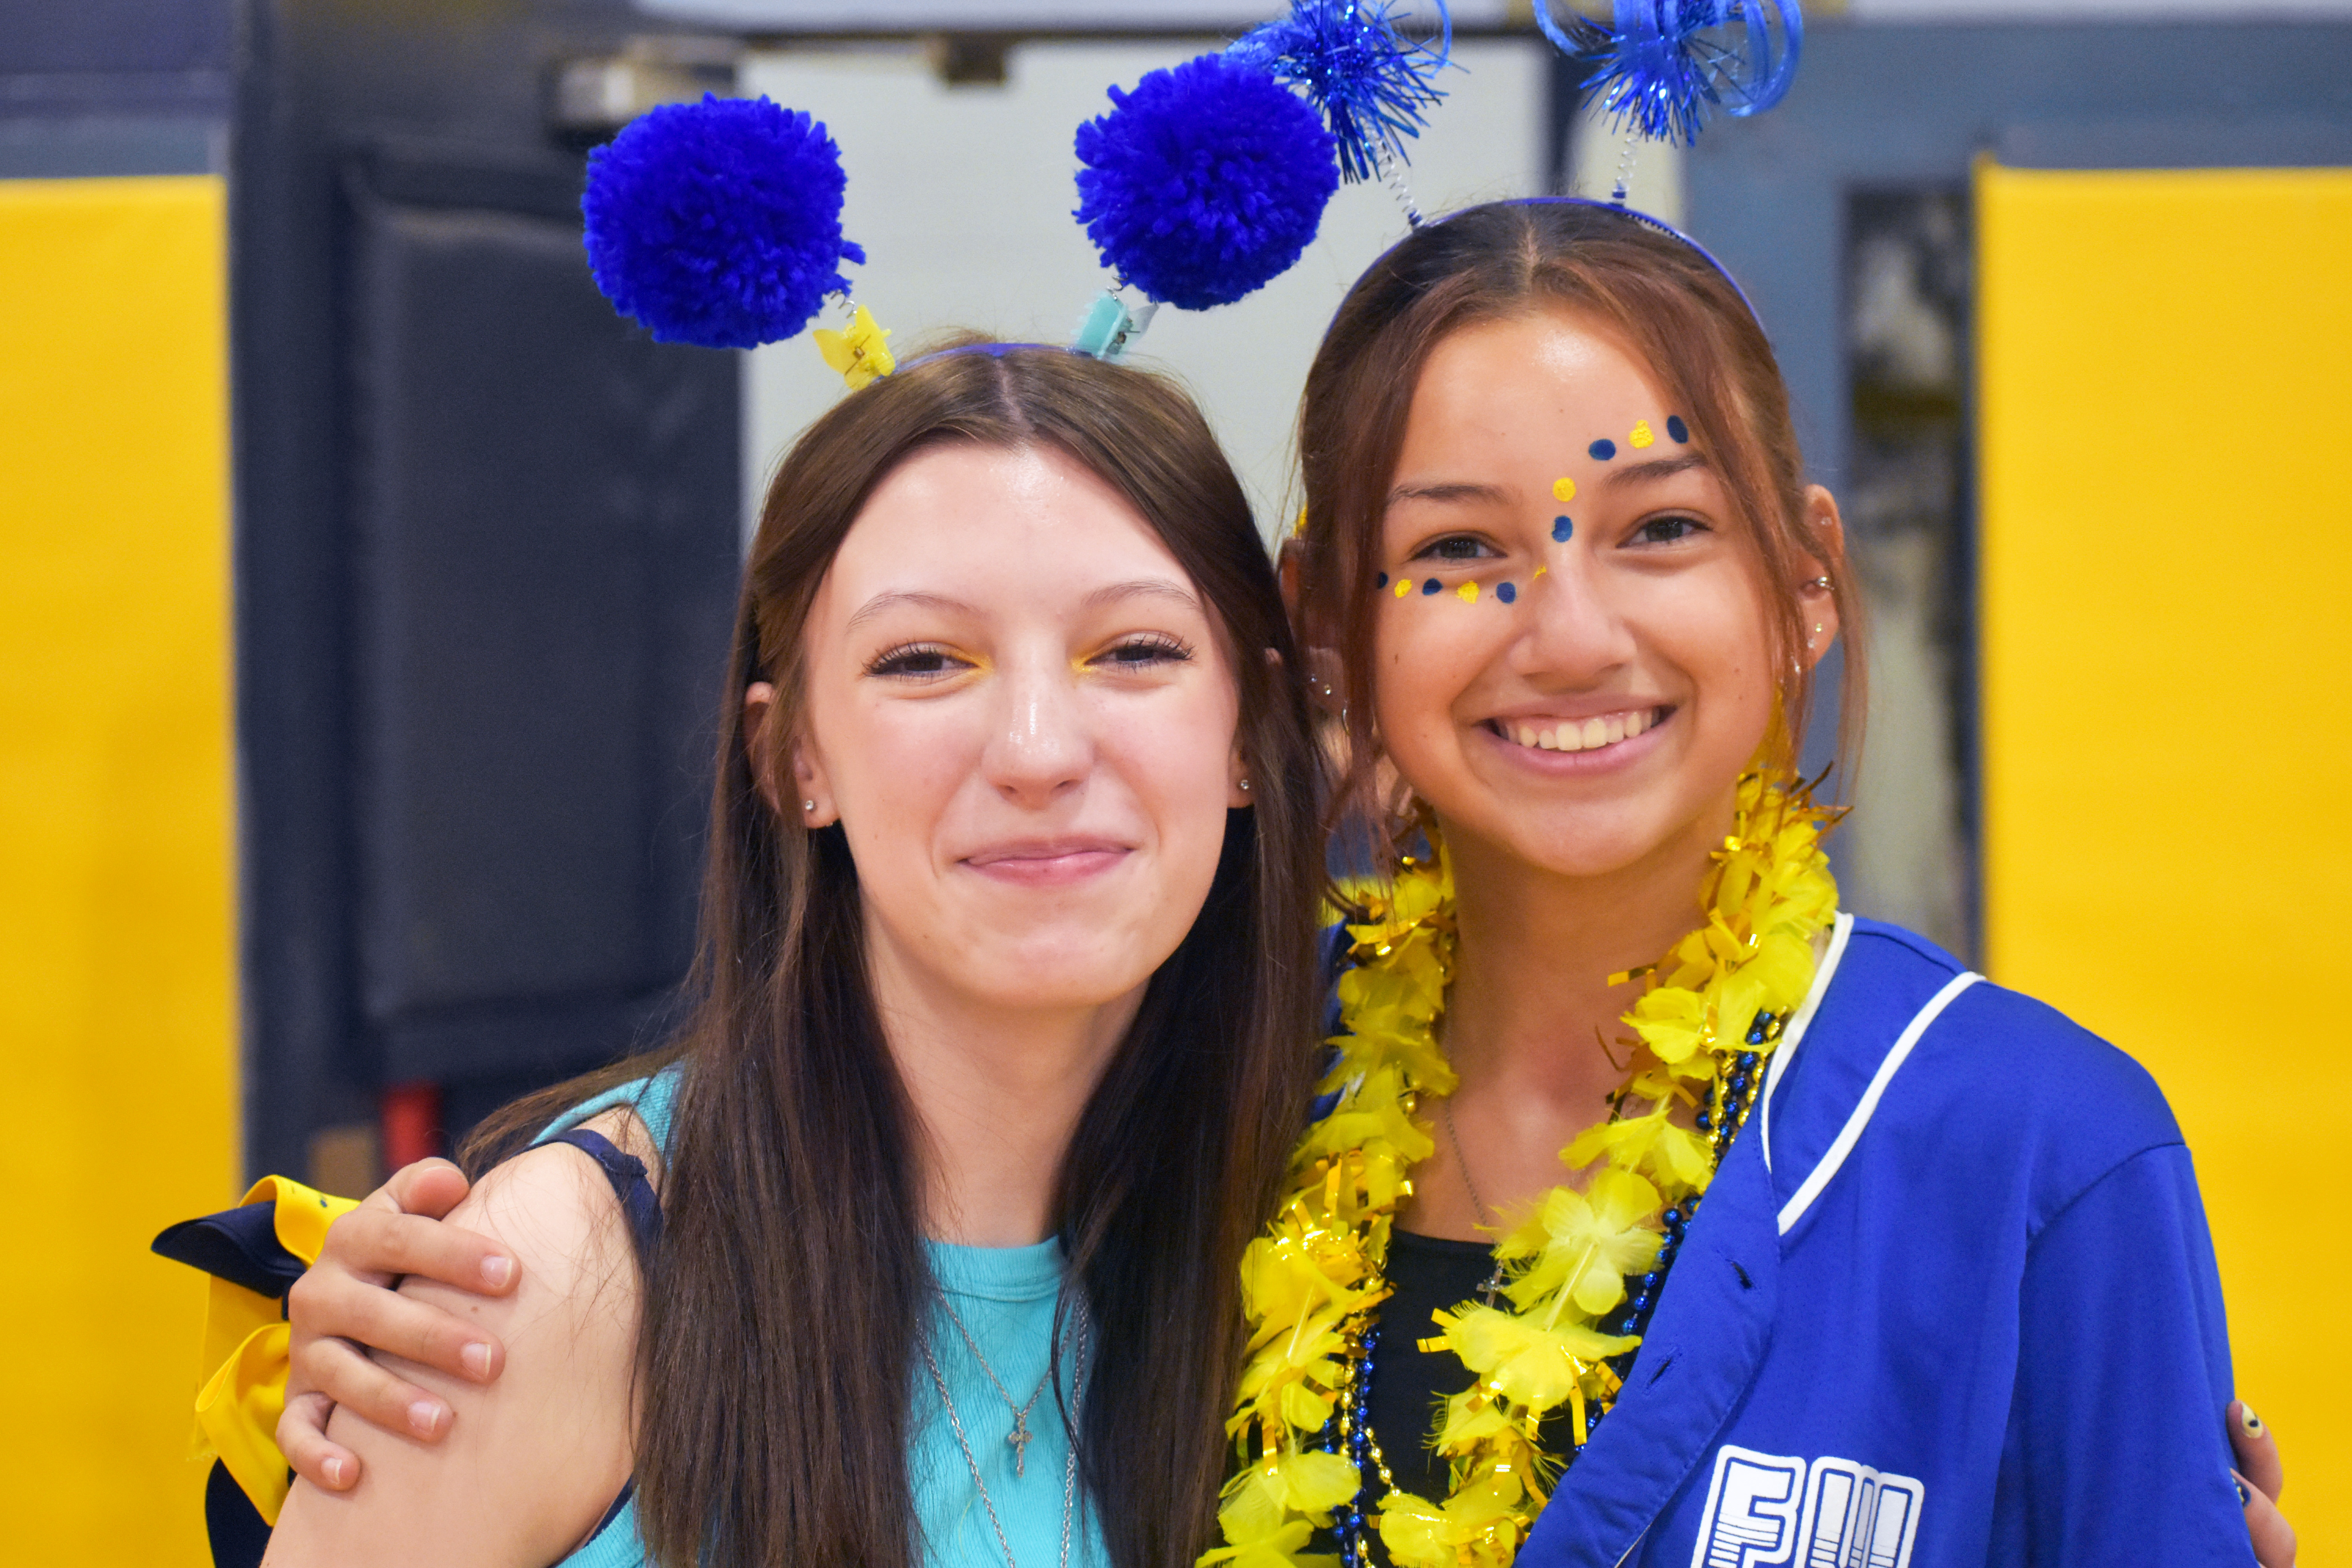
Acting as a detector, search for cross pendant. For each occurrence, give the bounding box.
[1479,1262,1508,1309]
[1008,1414,1032,1478]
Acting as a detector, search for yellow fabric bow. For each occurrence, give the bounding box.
[191,1176,360,1524]
[813,303,897,389]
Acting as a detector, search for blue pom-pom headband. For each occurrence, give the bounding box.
[574,0,1797,390]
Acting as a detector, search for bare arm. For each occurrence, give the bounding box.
[265,1115,654,1568]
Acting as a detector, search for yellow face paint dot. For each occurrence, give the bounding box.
[1394,578,1411,597]
[1630,419,1655,449]
[1534,564,1547,576]
[1457,582,1479,603]
[1552,476,1577,503]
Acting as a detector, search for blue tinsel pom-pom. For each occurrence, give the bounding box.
[1227,0,1452,185]
[1537,0,1802,148]
[582,94,866,349]
[1074,54,1339,311]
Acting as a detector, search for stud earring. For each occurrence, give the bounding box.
[1239,779,1252,792]
[1805,575,1833,591]
[803,800,816,812]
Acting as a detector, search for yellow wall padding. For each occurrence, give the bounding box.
[0,175,232,1565]
[1980,162,2352,1559]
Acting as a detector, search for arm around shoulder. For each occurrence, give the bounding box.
[263,1126,650,1568]
[1998,1142,2252,1565]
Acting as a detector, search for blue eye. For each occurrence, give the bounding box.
[1098,635,1192,668]
[867,643,967,679]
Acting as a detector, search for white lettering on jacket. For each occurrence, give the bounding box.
[1691,1446,1925,1568]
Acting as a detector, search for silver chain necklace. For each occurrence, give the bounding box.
[1439,1097,1510,1308]
[918,1296,1090,1568]
[935,1291,1054,1478]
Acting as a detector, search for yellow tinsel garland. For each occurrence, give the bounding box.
[1203,761,1840,1568]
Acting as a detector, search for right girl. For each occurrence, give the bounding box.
[1251,196,2272,1568]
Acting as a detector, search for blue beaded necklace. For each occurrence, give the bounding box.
[1324,1024,1779,1568]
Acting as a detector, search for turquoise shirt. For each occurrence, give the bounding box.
[542,1073,1110,1568]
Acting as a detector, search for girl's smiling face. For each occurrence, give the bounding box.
[784,441,1249,1018]
[1374,308,1824,880]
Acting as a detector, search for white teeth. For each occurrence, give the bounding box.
[1501,708,1662,753]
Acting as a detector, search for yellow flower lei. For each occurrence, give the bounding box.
[1203,762,1840,1568]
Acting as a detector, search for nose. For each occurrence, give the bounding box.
[980,649,1092,808]
[1515,545,1637,684]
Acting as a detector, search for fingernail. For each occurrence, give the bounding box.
[407,1400,445,1437]
[2237,1478,2250,1505]
[323,1457,346,1488]
[481,1254,514,1289]
[460,1341,491,1379]
[2241,1403,2264,1436]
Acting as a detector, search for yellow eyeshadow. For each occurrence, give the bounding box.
[1630,419,1655,449]
[1552,476,1577,503]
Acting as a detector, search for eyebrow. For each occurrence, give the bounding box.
[845,589,977,631]
[1084,578,1203,614]
[844,579,1201,631]
[1385,480,1512,510]
[1603,454,1710,489]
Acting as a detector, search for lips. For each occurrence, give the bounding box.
[1486,705,1670,755]
[961,838,1132,886]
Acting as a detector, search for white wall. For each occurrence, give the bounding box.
[739,36,1550,543]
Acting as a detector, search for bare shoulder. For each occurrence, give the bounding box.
[264,1136,646,1568]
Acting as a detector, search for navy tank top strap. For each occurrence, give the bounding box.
[541,1127,663,1258]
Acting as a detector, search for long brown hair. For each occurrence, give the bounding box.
[1293,199,1865,825]
[472,344,1325,1568]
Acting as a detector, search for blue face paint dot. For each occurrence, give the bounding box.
[1497,581,1517,604]
[1421,577,1441,595]
[1375,572,1388,589]
[1552,516,1573,542]
[1588,438,1617,461]
[1666,415,1689,443]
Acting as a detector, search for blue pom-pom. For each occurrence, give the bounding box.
[1073,54,1339,311]
[583,94,866,349]
[1536,0,1802,147]
[1227,0,1453,185]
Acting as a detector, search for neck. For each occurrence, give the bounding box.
[1401,789,1733,1236]
[865,932,1137,1249]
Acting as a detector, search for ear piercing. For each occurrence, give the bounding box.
[1239,779,1252,792]
[1805,575,1833,591]
[803,800,816,812]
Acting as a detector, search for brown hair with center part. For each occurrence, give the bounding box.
[1292,199,1864,829]
[472,343,1325,1568]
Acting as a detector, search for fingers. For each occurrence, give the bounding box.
[2229,1399,2285,1503]
[288,1329,459,1447]
[317,1201,518,1297]
[2236,1470,2296,1568]
[289,1263,506,1395]
[278,1390,359,1491]
[376,1157,474,1221]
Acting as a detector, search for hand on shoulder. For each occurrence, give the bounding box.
[265,1113,655,1568]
